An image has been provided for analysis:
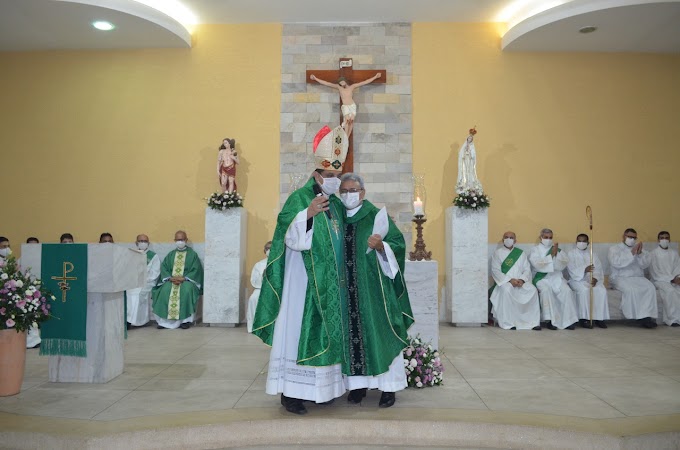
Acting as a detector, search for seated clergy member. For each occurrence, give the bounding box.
[648,231,680,327]
[246,240,272,333]
[608,228,658,328]
[490,232,541,330]
[567,234,610,328]
[152,230,203,330]
[126,234,161,328]
[26,237,39,244]
[99,232,114,243]
[60,233,74,243]
[529,228,578,330]
[339,173,414,408]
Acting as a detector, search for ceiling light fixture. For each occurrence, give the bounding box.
[579,26,598,34]
[92,21,115,31]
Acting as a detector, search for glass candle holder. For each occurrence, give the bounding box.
[412,173,426,217]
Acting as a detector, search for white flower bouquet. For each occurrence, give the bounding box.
[206,191,244,211]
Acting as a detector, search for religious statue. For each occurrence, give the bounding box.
[217,138,239,193]
[310,72,381,138]
[455,128,483,194]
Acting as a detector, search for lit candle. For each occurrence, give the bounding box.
[413,197,424,216]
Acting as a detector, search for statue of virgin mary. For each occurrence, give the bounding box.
[455,128,483,194]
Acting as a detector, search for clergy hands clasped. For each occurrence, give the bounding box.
[170,276,185,285]
[551,243,559,257]
[367,234,384,252]
[672,275,680,286]
[510,279,525,288]
[632,242,644,255]
[307,196,329,219]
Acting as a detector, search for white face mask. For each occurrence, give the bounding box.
[0,248,11,257]
[137,242,149,251]
[175,240,187,250]
[503,238,514,248]
[340,192,362,209]
[625,237,636,247]
[541,238,552,247]
[576,242,588,251]
[659,239,670,249]
[320,176,341,195]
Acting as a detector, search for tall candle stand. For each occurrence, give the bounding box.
[409,215,432,261]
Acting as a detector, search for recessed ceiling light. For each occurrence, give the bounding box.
[579,26,597,34]
[92,21,115,31]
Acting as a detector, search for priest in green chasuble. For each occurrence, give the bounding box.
[338,173,414,408]
[253,125,349,415]
[152,230,203,330]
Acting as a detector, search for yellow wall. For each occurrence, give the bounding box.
[0,24,282,273]
[413,23,680,284]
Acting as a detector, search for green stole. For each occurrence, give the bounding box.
[532,247,560,285]
[152,248,203,321]
[253,177,346,368]
[489,247,523,295]
[343,201,414,376]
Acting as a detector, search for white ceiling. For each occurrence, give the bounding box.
[0,0,679,52]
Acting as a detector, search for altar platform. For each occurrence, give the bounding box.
[1,324,679,449]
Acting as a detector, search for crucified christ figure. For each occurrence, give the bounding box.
[310,72,381,138]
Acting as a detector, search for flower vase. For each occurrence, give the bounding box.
[0,329,27,396]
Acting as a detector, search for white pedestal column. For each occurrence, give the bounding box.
[404,260,439,349]
[48,293,124,383]
[446,206,488,326]
[203,208,247,326]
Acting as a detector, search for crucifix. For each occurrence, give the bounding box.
[307,58,386,173]
[51,261,77,303]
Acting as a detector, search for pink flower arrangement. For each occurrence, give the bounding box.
[403,335,445,388]
[0,256,54,332]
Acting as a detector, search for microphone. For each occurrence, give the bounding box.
[312,182,332,220]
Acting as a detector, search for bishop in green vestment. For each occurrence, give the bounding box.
[152,230,203,330]
[338,173,414,408]
[253,125,350,415]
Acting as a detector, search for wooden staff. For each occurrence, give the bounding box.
[586,206,594,326]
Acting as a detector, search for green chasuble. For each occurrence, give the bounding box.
[152,248,203,321]
[344,200,414,376]
[253,177,347,368]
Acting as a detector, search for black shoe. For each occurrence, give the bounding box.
[532,326,541,331]
[546,322,557,330]
[595,320,608,329]
[642,317,658,329]
[671,323,680,327]
[347,388,367,404]
[510,327,516,330]
[127,322,132,330]
[379,391,395,408]
[318,398,335,406]
[156,325,165,329]
[29,343,40,349]
[580,319,593,329]
[281,395,307,415]
[180,323,191,329]
[566,324,576,330]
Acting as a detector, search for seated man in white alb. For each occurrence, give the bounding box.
[246,240,271,333]
[567,233,610,329]
[608,228,657,328]
[648,231,680,327]
[489,231,541,330]
[529,228,578,330]
[126,234,161,328]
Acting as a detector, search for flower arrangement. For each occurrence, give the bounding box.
[403,335,444,388]
[206,191,244,211]
[0,256,54,332]
[453,189,490,210]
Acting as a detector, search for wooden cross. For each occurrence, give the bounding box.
[307,58,386,173]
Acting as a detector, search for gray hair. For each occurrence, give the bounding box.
[540,228,553,235]
[340,172,365,189]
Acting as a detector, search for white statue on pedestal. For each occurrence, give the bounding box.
[455,128,483,194]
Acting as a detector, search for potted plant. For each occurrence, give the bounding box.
[0,256,54,396]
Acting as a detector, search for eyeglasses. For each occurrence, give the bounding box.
[339,188,364,194]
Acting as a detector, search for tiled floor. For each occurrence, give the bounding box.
[1,322,680,450]
[3,323,680,422]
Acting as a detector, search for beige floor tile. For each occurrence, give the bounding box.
[445,347,533,361]
[452,358,562,380]
[122,363,172,378]
[541,357,658,378]
[138,378,252,392]
[466,378,625,419]
[176,347,271,364]
[40,374,150,391]
[19,380,44,391]
[521,343,613,359]
[389,380,488,410]
[496,331,582,348]
[248,372,268,391]
[594,342,680,359]
[23,362,48,379]
[92,388,242,420]
[0,387,130,419]
[153,361,267,380]
[571,376,680,416]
